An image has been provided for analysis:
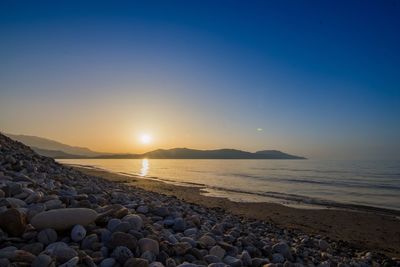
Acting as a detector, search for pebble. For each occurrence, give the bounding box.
[71,224,87,242]
[109,232,137,251]
[138,237,160,255]
[37,228,58,245]
[123,214,143,230]
[32,254,54,267]
[112,246,133,264]
[100,257,116,267]
[210,246,226,260]
[30,208,98,230]
[0,208,27,236]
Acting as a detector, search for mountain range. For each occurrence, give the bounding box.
[5,133,305,159]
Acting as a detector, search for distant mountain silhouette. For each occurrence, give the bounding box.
[97,148,305,159]
[5,133,105,157]
[5,133,305,159]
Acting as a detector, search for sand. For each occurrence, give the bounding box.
[73,166,400,258]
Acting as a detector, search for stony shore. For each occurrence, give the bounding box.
[0,133,399,267]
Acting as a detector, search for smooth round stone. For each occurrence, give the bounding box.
[138,238,160,255]
[113,222,132,233]
[163,219,174,227]
[100,257,116,267]
[199,235,216,247]
[223,256,242,267]
[239,251,252,266]
[0,208,27,236]
[208,263,227,267]
[44,199,63,210]
[153,206,169,217]
[271,253,285,264]
[136,205,149,214]
[319,239,330,251]
[59,256,79,267]
[112,246,133,264]
[183,228,197,236]
[173,242,192,256]
[107,218,122,232]
[81,233,98,250]
[109,232,137,251]
[30,208,98,230]
[46,243,77,263]
[71,224,86,242]
[204,255,221,264]
[124,258,149,267]
[180,237,196,248]
[210,246,225,260]
[21,242,44,256]
[122,214,143,231]
[4,197,27,208]
[173,218,185,232]
[149,262,165,267]
[38,228,58,245]
[32,254,54,267]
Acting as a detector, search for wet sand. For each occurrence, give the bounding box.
[73,166,400,258]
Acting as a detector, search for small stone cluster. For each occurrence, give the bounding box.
[0,133,397,267]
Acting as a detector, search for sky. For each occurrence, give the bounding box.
[0,0,399,159]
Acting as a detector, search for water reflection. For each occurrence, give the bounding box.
[140,158,149,176]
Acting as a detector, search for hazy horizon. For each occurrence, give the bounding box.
[1,1,400,160]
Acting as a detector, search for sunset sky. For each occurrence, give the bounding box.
[1,1,399,159]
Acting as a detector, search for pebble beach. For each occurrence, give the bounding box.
[0,133,399,267]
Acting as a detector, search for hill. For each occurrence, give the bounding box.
[5,134,104,157]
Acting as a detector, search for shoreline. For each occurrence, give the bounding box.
[72,165,400,258]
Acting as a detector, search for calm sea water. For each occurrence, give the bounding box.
[58,159,400,211]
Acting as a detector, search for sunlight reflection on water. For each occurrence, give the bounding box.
[140,158,149,176]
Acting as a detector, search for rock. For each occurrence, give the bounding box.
[153,206,169,217]
[0,208,27,236]
[38,228,58,245]
[0,258,10,267]
[318,239,330,251]
[210,246,226,260]
[124,258,149,267]
[32,254,55,267]
[3,197,26,207]
[184,227,197,236]
[208,264,227,267]
[173,218,185,232]
[223,255,242,267]
[45,242,78,263]
[81,233,99,250]
[30,208,98,230]
[112,246,133,264]
[173,242,192,255]
[149,262,165,267]
[272,242,292,260]
[21,242,44,255]
[107,218,122,231]
[71,224,87,242]
[100,258,117,267]
[199,235,216,247]
[138,238,160,255]
[271,253,284,264]
[137,205,149,214]
[123,214,143,231]
[59,256,79,267]
[113,222,132,232]
[109,232,137,251]
[239,251,252,266]
[44,199,64,210]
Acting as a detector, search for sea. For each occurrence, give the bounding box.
[57,159,400,212]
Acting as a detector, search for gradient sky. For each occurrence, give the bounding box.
[1,1,399,159]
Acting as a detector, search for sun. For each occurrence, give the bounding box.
[139,134,152,144]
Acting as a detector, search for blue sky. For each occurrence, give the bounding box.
[0,1,399,159]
